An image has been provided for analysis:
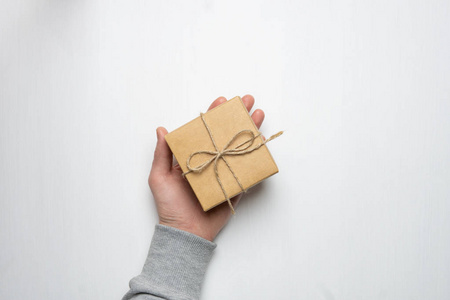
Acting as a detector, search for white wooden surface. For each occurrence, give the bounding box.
[1,1,449,299]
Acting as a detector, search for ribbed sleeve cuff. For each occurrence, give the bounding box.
[123,224,217,300]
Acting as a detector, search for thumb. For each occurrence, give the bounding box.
[151,127,173,174]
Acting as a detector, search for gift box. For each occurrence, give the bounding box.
[165,96,282,213]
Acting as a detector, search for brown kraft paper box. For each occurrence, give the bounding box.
[165,96,281,212]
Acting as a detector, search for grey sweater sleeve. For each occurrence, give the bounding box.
[122,224,217,300]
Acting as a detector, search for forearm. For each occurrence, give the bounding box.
[122,224,216,300]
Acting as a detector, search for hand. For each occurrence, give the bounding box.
[148,95,265,241]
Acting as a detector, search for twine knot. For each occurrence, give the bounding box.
[182,113,283,214]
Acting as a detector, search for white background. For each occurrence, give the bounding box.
[1,1,449,299]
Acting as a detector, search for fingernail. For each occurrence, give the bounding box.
[156,128,159,140]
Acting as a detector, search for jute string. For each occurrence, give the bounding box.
[182,112,283,214]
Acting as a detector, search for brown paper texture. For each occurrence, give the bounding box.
[165,96,279,211]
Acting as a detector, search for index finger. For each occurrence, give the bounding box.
[207,97,227,111]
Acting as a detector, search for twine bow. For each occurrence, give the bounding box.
[182,112,283,214]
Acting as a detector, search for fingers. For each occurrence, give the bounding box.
[151,127,173,175]
[208,95,256,112]
[242,94,255,112]
[251,109,265,129]
[207,94,265,133]
[207,96,227,111]
[242,95,264,130]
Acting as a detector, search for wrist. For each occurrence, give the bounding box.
[159,220,216,242]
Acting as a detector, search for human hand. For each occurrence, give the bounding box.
[148,95,265,241]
